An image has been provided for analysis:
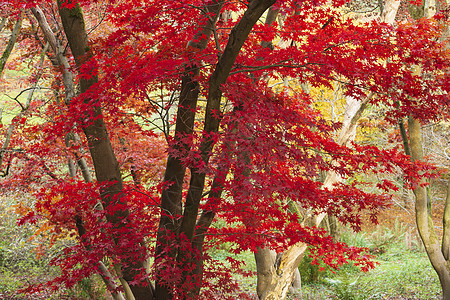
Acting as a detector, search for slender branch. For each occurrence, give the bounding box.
[0,12,23,76]
[0,16,9,32]
[0,42,48,171]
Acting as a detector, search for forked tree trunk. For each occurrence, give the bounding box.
[256,245,308,300]
[408,117,450,300]
[406,0,450,298]
[154,2,223,299]
[154,1,276,299]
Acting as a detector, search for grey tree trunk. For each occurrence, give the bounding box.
[0,12,23,75]
[406,0,450,298]
[408,118,450,300]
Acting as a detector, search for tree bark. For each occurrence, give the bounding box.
[155,1,276,299]
[178,0,278,245]
[408,117,450,300]
[154,2,223,299]
[0,12,23,76]
[31,7,129,299]
[406,1,450,298]
[56,2,153,299]
[255,94,372,300]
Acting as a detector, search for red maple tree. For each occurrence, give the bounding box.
[0,0,448,299]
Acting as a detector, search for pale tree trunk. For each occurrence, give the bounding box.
[254,7,302,297]
[30,6,93,183]
[408,118,450,299]
[0,12,23,75]
[255,94,372,299]
[381,0,401,23]
[254,2,389,295]
[406,0,450,298]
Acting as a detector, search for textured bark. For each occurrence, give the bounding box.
[256,244,308,300]
[406,2,450,298]
[328,214,340,241]
[291,268,301,291]
[31,6,93,183]
[179,0,276,264]
[408,117,450,300]
[155,1,276,299]
[189,168,228,297]
[183,4,280,297]
[30,6,75,102]
[0,12,23,76]
[57,2,153,299]
[255,248,277,299]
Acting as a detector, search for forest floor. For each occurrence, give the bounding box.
[0,191,446,299]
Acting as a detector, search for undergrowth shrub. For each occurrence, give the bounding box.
[0,195,107,299]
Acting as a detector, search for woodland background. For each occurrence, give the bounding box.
[0,0,449,299]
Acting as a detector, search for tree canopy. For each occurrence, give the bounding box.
[0,0,448,299]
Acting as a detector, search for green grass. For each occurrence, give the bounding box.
[300,226,442,300]
[0,193,444,300]
[205,221,443,299]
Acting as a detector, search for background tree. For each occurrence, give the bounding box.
[404,0,450,297]
[0,0,448,299]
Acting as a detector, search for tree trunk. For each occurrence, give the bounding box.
[408,117,450,300]
[406,1,450,298]
[256,244,308,299]
[154,1,276,299]
[153,2,223,299]
[255,94,371,300]
[328,214,340,241]
[56,2,154,299]
[0,12,23,75]
[30,7,127,299]
[178,0,276,293]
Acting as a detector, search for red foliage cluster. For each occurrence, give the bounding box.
[0,0,448,298]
